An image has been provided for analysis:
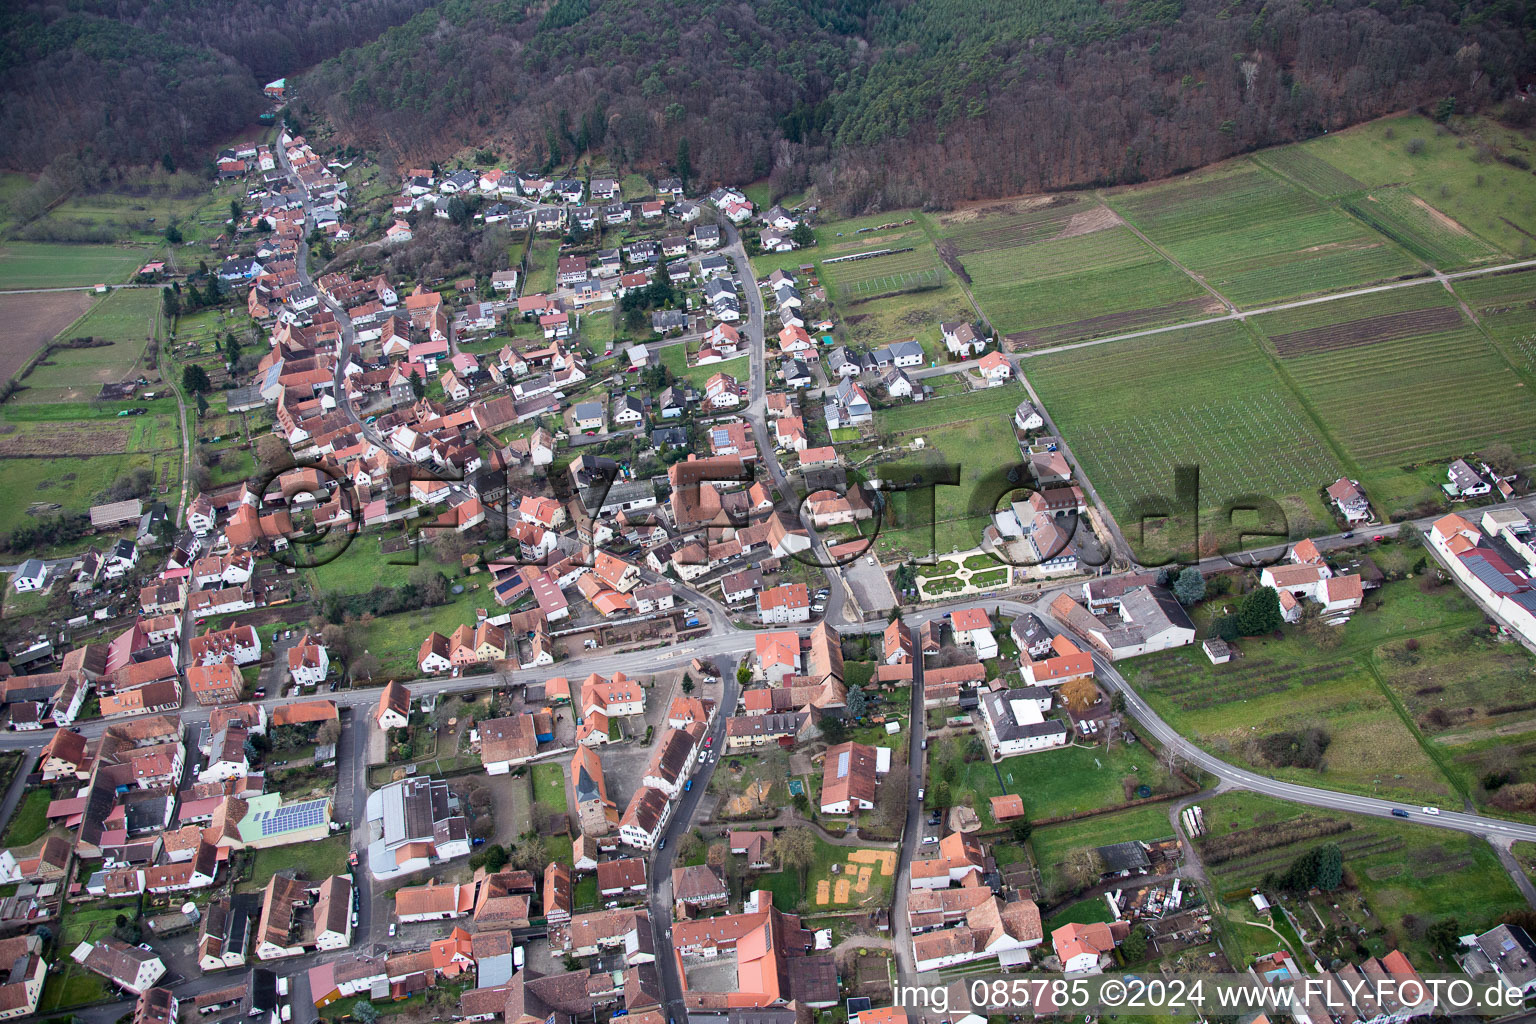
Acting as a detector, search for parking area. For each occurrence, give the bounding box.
[843,556,897,614]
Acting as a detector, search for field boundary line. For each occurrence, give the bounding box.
[1095,190,1237,314]
[1232,318,1365,484]
[1360,652,1472,809]
[1442,275,1536,395]
[913,212,992,337]
[1015,256,1536,363]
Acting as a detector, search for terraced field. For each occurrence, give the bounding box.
[1252,287,1536,468]
[1026,321,1342,559]
[935,197,1212,347]
[1107,163,1423,307]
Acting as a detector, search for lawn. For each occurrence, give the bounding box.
[1250,285,1536,516]
[1044,896,1116,933]
[0,452,171,534]
[754,834,896,914]
[1105,161,1422,308]
[1026,320,1343,563]
[1123,580,1476,804]
[934,731,1177,827]
[238,833,352,892]
[59,898,140,948]
[525,239,561,294]
[996,740,1177,821]
[659,343,748,390]
[1283,112,1536,257]
[0,790,51,846]
[868,382,1030,558]
[1030,803,1175,900]
[934,197,1214,348]
[532,762,567,817]
[0,242,150,289]
[1195,791,1521,966]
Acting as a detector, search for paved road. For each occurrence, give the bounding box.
[647,655,740,1018]
[889,647,928,979]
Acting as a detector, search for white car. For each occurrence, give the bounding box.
[921,835,938,845]
[1421,806,1441,815]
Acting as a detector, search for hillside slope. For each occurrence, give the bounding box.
[296,0,1534,211]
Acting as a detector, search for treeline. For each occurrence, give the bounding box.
[0,0,437,174]
[299,0,1530,212]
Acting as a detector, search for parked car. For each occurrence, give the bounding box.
[684,779,693,792]
[388,922,397,937]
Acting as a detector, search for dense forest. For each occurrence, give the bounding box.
[0,0,436,176]
[1,0,1533,210]
[299,0,1535,210]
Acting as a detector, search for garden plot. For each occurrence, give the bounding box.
[1027,321,1341,560]
[1106,162,1422,307]
[1373,628,1536,821]
[1196,791,1520,966]
[1253,287,1536,469]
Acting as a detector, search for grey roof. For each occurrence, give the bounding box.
[16,558,44,580]
[888,340,924,361]
[981,689,1069,743]
[573,402,604,420]
[1118,586,1195,633]
[652,427,687,447]
[1095,840,1151,873]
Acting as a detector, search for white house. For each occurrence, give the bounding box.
[941,321,985,358]
[618,786,672,850]
[949,608,998,659]
[977,351,1013,381]
[287,636,329,686]
[11,560,45,592]
[980,688,1068,757]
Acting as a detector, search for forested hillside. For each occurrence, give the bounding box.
[0,0,437,176]
[298,0,1533,211]
[1,0,1532,211]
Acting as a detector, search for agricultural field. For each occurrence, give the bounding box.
[819,244,946,303]
[934,196,1215,347]
[1123,580,1478,805]
[1372,626,1536,821]
[1454,267,1536,374]
[1289,113,1536,257]
[0,453,166,534]
[1106,162,1422,307]
[1026,321,1342,563]
[1252,147,1368,201]
[1343,187,1502,269]
[0,290,94,384]
[865,383,1029,558]
[1250,286,1536,516]
[0,241,149,290]
[1196,792,1520,966]
[15,287,161,401]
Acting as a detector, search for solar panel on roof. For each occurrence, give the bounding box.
[836,751,849,778]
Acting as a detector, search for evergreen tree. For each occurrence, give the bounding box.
[1237,586,1282,635]
[409,368,425,399]
[790,222,815,247]
[181,364,212,393]
[676,137,692,188]
[1173,566,1206,605]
